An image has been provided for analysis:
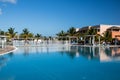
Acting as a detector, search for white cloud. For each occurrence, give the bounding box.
[0,8,2,15]
[0,0,17,4]
[0,0,17,15]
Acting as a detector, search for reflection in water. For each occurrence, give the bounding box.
[62,46,100,60]
[100,47,120,62]
[23,47,30,56]
[12,45,120,62]
[8,52,14,58]
[0,53,12,71]
[0,46,120,80]
[67,46,120,62]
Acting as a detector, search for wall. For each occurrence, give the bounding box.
[111,31,120,40]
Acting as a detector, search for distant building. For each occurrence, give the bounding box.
[79,26,91,34]
[75,28,80,32]
[78,24,120,40]
[107,26,120,40]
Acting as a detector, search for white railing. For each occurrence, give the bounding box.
[13,40,70,47]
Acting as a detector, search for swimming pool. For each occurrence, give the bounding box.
[0,46,120,80]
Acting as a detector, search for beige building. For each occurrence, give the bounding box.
[79,24,120,40]
[107,27,120,40]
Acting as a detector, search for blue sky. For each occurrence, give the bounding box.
[0,0,120,36]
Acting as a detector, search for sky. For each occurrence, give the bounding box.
[0,0,120,36]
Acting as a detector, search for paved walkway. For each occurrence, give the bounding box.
[0,46,15,54]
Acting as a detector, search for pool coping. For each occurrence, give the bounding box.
[15,44,120,47]
[0,46,18,56]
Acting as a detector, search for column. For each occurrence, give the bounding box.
[90,37,91,44]
[99,36,100,46]
[92,36,95,45]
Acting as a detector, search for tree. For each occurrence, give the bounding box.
[43,36,48,40]
[67,27,76,36]
[29,33,34,38]
[86,28,97,35]
[20,28,33,40]
[48,36,53,40]
[21,28,29,39]
[56,30,67,36]
[0,29,5,35]
[56,30,67,40]
[7,27,17,39]
[103,31,112,42]
[35,33,42,40]
[22,28,29,39]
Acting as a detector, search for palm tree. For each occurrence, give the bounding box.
[56,30,67,40]
[20,28,34,44]
[7,27,17,40]
[56,30,67,36]
[67,27,80,43]
[48,36,53,40]
[83,28,99,44]
[43,36,48,40]
[67,27,76,36]
[35,33,42,40]
[103,31,112,42]
[86,28,97,35]
[28,33,34,39]
[0,29,5,35]
[20,28,30,40]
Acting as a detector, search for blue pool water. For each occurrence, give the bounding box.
[0,46,120,80]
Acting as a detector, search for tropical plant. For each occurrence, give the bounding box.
[35,33,42,40]
[95,34,101,42]
[86,28,97,35]
[22,28,29,38]
[20,28,33,40]
[7,27,17,39]
[48,36,53,40]
[0,29,5,35]
[56,30,67,40]
[43,36,48,40]
[28,33,34,38]
[20,28,29,39]
[56,30,67,36]
[67,27,76,36]
[103,31,112,42]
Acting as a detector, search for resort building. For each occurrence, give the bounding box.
[79,24,120,40]
[107,26,120,40]
[79,26,91,34]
